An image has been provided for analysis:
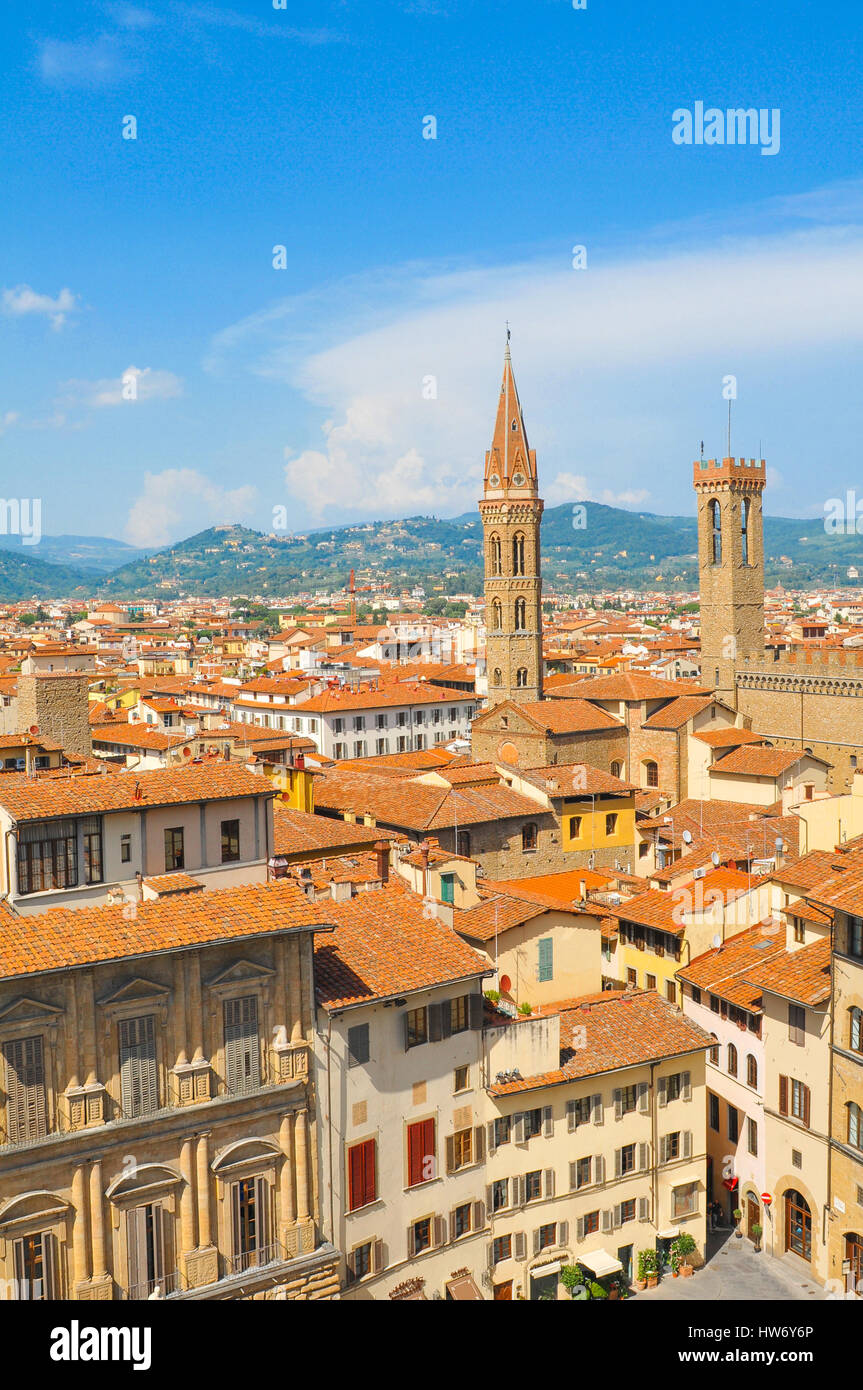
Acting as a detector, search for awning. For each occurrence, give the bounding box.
[530,1260,561,1278]
[580,1249,622,1278]
[446,1274,483,1301]
[658,1227,680,1240]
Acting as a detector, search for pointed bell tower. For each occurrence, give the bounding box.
[479,333,544,705]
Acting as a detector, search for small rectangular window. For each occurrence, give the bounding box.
[347,1022,369,1068]
[120,833,132,864]
[164,826,184,872]
[220,818,240,863]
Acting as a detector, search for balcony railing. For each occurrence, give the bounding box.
[224,1242,285,1277]
[122,1269,180,1300]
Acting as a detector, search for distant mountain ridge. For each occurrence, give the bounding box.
[0,504,857,602]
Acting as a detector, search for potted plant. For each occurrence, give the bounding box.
[637,1248,659,1288]
[674,1232,697,1277]
[751,1223,763,1253]
[733,1208,743,1238]
[560,1264,588,1300]
[588,1280,608,1300]
[669,1245,681,1277]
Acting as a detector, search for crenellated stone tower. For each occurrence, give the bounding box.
[480,337,544,705]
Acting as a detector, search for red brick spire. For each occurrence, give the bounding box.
[483,333,538,495]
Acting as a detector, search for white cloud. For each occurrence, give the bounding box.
[37,35,134,87]
[124,469,257,547]
[63,365,183,409]
[544,472,650,508]
[0,412,19,438]
[3,284,78,330]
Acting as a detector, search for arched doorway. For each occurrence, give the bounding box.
[846,1233,863,1296]
[784,1188,812,1261]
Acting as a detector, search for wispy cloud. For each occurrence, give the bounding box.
[124,468,256,546]
[61,365,183,409]
[3,284,78,331]
[36,35,135,87]
[0,412,19,439]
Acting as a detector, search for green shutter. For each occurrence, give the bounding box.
[537,938,553,983]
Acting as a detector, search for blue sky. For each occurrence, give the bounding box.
[2,0,863,547]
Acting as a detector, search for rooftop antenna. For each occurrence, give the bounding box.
[700,440,704,461]
[726,397,732,458]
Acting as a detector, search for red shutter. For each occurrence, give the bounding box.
[349,1139,377,1209]
[408,1123,423,1186]
[363,1139,377,1206]
[779,1074,788,1115]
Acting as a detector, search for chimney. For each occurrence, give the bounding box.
[374,839,389,883]
[420,838,430,898]
[579,878,586,901]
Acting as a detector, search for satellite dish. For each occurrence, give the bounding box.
[682,829,692,844]
[712,934,722,948]
[29,725,39,736]
[774,837,784,853]
[711,851,720,867]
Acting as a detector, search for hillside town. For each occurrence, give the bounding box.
[0,342,858,1307]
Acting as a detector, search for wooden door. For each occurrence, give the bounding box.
[747,1195,760,1239]
[494,1280,513,1300]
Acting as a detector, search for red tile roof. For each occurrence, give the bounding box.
[0,762,272,821]
[745,936,832,1007]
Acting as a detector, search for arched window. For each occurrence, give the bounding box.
[522,822,537,852]
[511,418,518,432]
[644,760,659,789]
[849,1102,863,1151]
[514,598,526,631]
[610,760,622,779]
[710,498,722,565]
[784,1189,812,1260]
[490,534,502,576]
[846,1234,863,1293]
[516,667,528,688]
[850,1006,863,1054]
[491,599,502,632]
[746,1054,758,1088]
[456,830,471,858]
[492,667,502,688]
[741,497,750,565]
[512,533,525,575]
[709,1034,719,1065]
[727,1042,738,1077]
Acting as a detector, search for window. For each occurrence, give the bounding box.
[709,1093,720,1131]
[164,827,184,872]
[456,830,471,857]
[620,1085,637,1115]
[747,1118,758,1156]
[525,1170,542,1201]
[584,1210,600,1235]
[407,1118,435,1186]
[440,873,455,905]
[789,1003,806,1046]
[784,1188,811,1261]
[849,915,863,959]
[492,1234,512,1264]
[610,761,622,779]
[453,1203,473,1240]
[220,818,240,863]
[119,1014,158,1117]
[666,1072,682,1102]
[450,995,469,1033]
[12,1230,56,1300]
[120,833,132,864]
[792,1149,802,1169]
[569,815,582,839]
[17,818,79,894]
[514,598,526,631]
[746,1054,758,1088]
[851,1007,863,1054]
[405,1007,428,1049]
[353,716,365,732]
[492,667,502,687]
[126,1203,167,1299]
[346,1240,374,1284]
[663,1131,680,1161]
[644,761,659,789]
[347,1023,369,1068]
[375,714,386,730]
[491,1179,509,1212]
[627,968,637,988]
[710,498,722,564]
[605,813,618,836]
[490,534,502,576]
[672,1182,698,1220]
[2,1035,47,1142]
[570,1096,592,1128]
[522,822,537,852]
[741,496,750,565]
[646,974,656,991]
[575,1156,592,1188]
[793,918,805,944]
[537,938,553,983]
[618,1143,636,1175]
[537,1222,556,1251]
[849,1103,863,1151]
[348,1138,377,1211]
[512,533,525,575]
[620,1199,636,1224]
[230,1176,271,1271]
[376,739,386,755]
[727,1043,738,1077]
[454,1064,469,1093]
[779,1076,811,1127]
[709,1035,719,1065]
[666,980,677,1005]
[223,995,261,1094]
[494,1115,511,1147]
[691,986,701,1006]
[524,1107,543,1139]
[727,1105,739,1144]
[412,1215,434,1255]
[449,1127,473,1171]
[516,667,528,688]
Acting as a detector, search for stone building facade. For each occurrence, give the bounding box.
[15,672,92,759]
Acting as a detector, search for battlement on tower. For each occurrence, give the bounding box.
[739,648,863,675]
[693,456,766,487]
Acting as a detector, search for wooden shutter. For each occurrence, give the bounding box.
[682,1130,692,1160]
[681,1070,691,1101]
[474,1125,485,1163]
[126,1205,148,1293]
[659,1134,668,1163]
[445,1135,456,1175]
[3,1035,47,1142]
[637,1081,649,1114]
[558,1220,569,1246]
[543,1105,553,1137]
[486,1120,497,1155]
[469,992,484,1030]
[512,1174,525,1207]
[594,1154,604,1184]
[428,1002,443,1043]
[566,1099,577,1132]
[403,1013,412,1052]
[433,1215,446,1248]
[803,1085,811,1129]
[372,1239,385,1274]
[223,996,260,1094]
[657,1076,667,1107]
[406,1224,415,1257]
[613,1087,623,1120]
[779,1074,788,1116]
[408,1120,434,1186]
[576,1215,586,1241]
[544,1168,555,1198]
[637,1142,648,1171]
[347,1023,369,1067]
[473,1199,486,1231]
[613,1203,621,1228]
[614,1148,622,1178]
[349,1139,376,1210]
[119,1014,157,1117]
[513,1230,527,1262]
[592,1093,603,1125]
[601,1208,613,1234]
[513,1111,525,1145]
[533,1227,542,1256]
[569,1160,578,1191]
[254,1176,270,1253]
[638,1196,650,1221]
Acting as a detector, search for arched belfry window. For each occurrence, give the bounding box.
[516,667,528,687]
[514,598,526,631]
[493,667,502,687]
[511,419,518,431]
[491,599,502,631]
[490,534,502,576]
[512,533,525,575]
[710,499,722,565]
[741,497,750,565]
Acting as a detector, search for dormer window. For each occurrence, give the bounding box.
[511,419,518,431]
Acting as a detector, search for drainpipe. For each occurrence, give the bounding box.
[826,911,836,1274]
[650,1059,659,1238]
[326,1009,336,1246]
